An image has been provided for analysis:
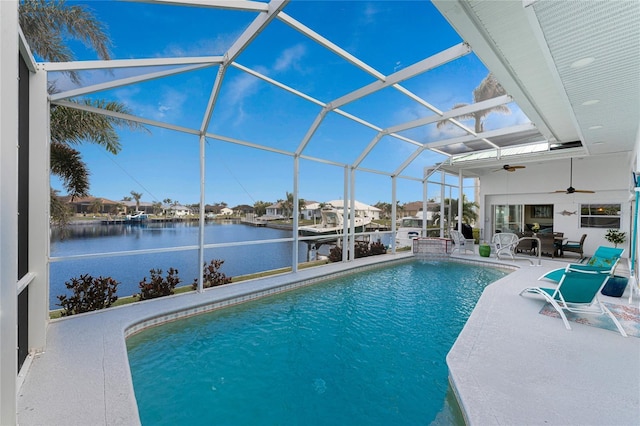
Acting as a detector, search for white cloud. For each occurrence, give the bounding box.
[273,44,306,73]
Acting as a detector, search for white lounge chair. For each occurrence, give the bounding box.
[491,232,519,260]
[450,230,474,254]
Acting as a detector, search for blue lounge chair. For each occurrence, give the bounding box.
[521,264,627,337]
[538,246,624,283]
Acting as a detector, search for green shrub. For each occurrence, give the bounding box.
[57,274,119,316]
[192,259,232,290]
[138,268,181,300]
[329,246,343,262]
[354,242,370,257]
[329,241,387,262]
[369,241,387,255]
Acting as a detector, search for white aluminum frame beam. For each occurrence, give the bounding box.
[329,43,471,110]
[139,0,270,12]
[226,0,288,64]
[51,63,216,101]
[42,56,224,72]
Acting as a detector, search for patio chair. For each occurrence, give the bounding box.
[450,230,474,254]
[539,246,624,283]
[515,232,535,255]
[536,233,558,258]
[562,233,587,258]
[491,232,519,260]
[520,264,627,337]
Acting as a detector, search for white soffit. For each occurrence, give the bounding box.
[529,0,640,155]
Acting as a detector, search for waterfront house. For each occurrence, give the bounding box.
[232,204,254,215]
[325,199,382,221]
[167,205,192,217]
[265,202,286,218]
[220,207,234,216]
[122,200,156,215]
[61,195,121,215]
[301,201,322,221]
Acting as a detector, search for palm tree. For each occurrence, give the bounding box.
[20,0,147,199]
[437,73,510,133]
[90,198,103,215]
[152,202,162,215]
[130,191,142,212]
[431,195,479,227]
[253,201,270,217]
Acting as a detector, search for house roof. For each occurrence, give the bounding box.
[326,200,381,212]
[61,195,120,205]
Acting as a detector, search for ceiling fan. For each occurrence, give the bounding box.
[553,158,595,194]
[493,164,526,172]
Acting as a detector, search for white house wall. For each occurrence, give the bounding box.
[479,153,631,256]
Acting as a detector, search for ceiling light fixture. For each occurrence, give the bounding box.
[582,99,600,106]
[588,125,603,130]
[570,57,595,68]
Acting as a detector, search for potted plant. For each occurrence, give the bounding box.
[604,229,626,248]
[478,242,491,257]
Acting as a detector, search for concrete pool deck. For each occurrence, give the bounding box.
[16,251,640,425]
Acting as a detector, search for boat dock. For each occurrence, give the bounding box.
[241,215,267,227]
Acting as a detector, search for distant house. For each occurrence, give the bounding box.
[122,200,156,215]
[402,201,439,221]
[233,204,254,215]
[168,205,192,217]
[265,202,285,218]
[301,201,321,220]
[220,207,234,216]
[61,195,121,215]
[325,199,381,220]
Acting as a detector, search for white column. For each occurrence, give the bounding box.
[422,178,428,237]
[391,176,397,253]
[349,167,355,259]
[458,169,463,233]
[197,134,206,292]
[28,66,50,351]
[342,166,348,262]
[0,1,19,424]
[292,155,299,272]
[440,171,445,237]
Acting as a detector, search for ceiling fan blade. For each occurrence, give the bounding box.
[573,189,596,193]
[494,165,525,172]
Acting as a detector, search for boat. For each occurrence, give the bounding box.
[298,206,372,236]
[395,212,424,248]
[125,211,149,222]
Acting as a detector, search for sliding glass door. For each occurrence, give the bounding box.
[493,204,523,233]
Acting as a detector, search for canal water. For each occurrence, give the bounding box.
[50,221,390,310]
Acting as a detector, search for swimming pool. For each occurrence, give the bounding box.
[127,260,508,425]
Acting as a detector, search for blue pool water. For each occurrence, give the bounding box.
[126,260,508,425]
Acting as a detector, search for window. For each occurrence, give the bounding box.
[580,204,621,228]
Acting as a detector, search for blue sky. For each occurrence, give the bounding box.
[49,0,529,207]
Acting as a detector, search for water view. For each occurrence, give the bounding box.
[50,222,391,310]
